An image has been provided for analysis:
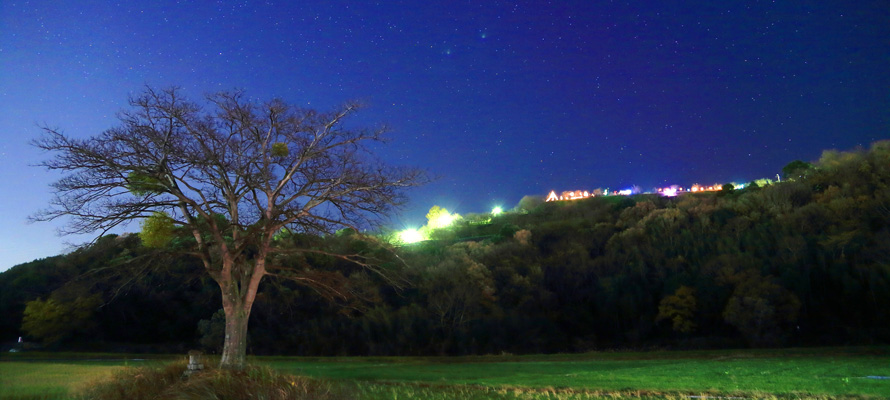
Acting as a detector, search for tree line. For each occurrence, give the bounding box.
[2,140,888,355]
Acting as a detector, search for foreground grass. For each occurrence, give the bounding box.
[265,347,890,399]
[0,353,173,400]
[0,360,125,399]
[0,347,887,399]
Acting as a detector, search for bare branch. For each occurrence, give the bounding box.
[32,86,427,369]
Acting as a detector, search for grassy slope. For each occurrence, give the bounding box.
[0,348,887,399]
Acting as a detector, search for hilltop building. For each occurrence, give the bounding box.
[546,190,591,202]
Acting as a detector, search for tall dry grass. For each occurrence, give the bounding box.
[75,360,352,400]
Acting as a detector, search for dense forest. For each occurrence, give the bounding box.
[2,141,888,355]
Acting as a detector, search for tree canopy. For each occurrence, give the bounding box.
[32,86,426,368]
[781,160,813,180]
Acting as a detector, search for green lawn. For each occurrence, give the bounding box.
[1,348,887,399]
[0,361,123,399]
[0,355,170,400]
[263,348,890,398]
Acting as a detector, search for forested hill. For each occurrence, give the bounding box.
[2,141,888,355]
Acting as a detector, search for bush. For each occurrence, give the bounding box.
[76,361,353,400]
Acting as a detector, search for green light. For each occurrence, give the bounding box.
[492,206,503,215]
[429,213,455,229]
[398,229,424,244]
[426,205,457,229]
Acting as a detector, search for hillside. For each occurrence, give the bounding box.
[2,141,888,355]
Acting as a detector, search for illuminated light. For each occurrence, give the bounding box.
[662,188,678,197]
[617,189,632,196]
[426,206,458,229]
[429,213,455,229]
[563,190,587,200]
[548,189,598,202]
[492,206,503,215]
[398,229,424,244]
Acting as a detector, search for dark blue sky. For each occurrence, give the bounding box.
[1,1,888,271]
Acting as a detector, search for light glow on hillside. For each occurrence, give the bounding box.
[398,229,424,244]
[428,213,455,229]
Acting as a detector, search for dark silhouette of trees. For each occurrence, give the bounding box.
[657,286,697,334]
[7,139,889,355]
[516,195,544,213]
[782,160,813,180]
[723,275,801,346]
[31,86,426,368]
[21,294,101,345]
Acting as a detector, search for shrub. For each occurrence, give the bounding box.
[76,361,352,400]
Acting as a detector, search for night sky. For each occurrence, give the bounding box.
[1,1,888,271]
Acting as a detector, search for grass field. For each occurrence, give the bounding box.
[1,347,888,399]
[264,347,890,398]
[0,354,170,400]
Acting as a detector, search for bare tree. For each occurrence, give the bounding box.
[32,86,426,369]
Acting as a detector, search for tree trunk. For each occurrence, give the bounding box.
[217,256,266,370]
[219,302,250,369]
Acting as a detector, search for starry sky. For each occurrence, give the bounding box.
[1,1,888,271]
